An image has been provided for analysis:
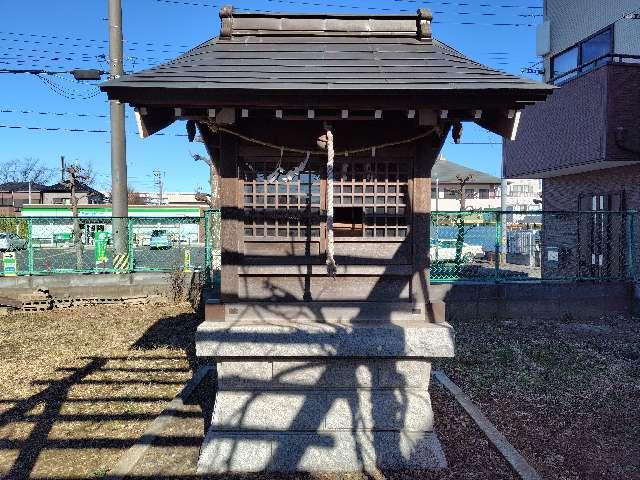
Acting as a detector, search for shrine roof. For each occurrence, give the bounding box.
[101,8,552,99]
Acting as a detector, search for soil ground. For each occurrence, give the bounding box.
[437,313,640,480]
[1,304,638,479]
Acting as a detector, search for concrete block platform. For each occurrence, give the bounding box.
[196,320,454,474]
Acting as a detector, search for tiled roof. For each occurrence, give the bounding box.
[102,10,552,95]
[432,156,500,184]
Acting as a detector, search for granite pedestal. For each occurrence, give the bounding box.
[195,319,455,474]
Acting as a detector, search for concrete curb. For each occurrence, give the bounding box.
[106,366,213,480]
[433,370,541,480]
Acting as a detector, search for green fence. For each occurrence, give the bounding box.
[0,210,221,284]
[430,210,637,282]
[1,209,637,284]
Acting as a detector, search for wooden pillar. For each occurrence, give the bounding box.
[218,133,240,303]
[411,132,447,306]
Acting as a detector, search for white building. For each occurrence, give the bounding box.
[502,178,542,222]
[431,156,501,211]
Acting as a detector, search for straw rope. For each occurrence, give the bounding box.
[202,121,437,157]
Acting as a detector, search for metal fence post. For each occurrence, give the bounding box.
[494,211,501,282]
[27,218,34,275]
[204,210,211,285]
[127,218,134,273]
[628,211,637,281]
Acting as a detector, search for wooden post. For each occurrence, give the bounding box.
[218,133,240,303]
[412,132,447,307]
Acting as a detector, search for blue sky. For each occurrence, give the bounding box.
[0,0,542,193]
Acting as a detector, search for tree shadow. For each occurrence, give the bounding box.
[192,133,450,476]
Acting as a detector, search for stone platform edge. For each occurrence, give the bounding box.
[196,320,455,359]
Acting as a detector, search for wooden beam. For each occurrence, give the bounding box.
[216,107,236,125]
[419,109,437,126]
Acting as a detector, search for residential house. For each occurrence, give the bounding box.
[0,182,46,214]
[504,0,640,278]
[43,181,106,205]
[431,155,501,211]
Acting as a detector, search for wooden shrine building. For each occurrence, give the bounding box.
[102,6,552,474]
[102,7,551,319]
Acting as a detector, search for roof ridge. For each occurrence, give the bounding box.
[218,5,433,41]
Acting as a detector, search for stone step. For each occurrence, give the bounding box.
[211,389,434,432]
[216,359,431,389]
[197,429,447,473]
[204,300,445,323]
[196,320,455,359]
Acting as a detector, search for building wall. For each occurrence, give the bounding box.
[543,163,640,210]
[43,192,92,205]
[0,191,43,210]
[541,164,640,279]
[504,66,609,177]
[541,0,640,80]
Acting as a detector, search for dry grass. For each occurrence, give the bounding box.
[0,302,198,479]
[438,313,640,480]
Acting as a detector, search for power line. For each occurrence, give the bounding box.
[0,108,110,119]
[0,30,193,50]
[0,123,188,137]
[151,0,540,26]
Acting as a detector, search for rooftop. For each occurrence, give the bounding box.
[101,7,551,98]
[432,156,501,184]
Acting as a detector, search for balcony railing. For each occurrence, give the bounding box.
[551,53,640,86]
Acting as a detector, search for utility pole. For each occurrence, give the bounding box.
[108,0,128,254]
[153,170,165,205]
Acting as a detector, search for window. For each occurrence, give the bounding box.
[479,189,490,199]
[551,27,613,84]
[333,207,363,237]
[552,46,579,81]
[464,188,476,198]
[581,29,612,70]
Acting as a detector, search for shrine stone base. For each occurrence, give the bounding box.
[195,319,455,474]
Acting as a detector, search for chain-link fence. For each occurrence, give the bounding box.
[0,210,221,285]
[430,210,637,282]
[1,210,636,284]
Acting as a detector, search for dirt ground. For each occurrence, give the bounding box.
[438,313,640,480]
[0,301,197,480]
[1,304,638,479]
[0,302,516,480]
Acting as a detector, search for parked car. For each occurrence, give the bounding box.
[430,238,484,262]
[0,232,27,251]
[149,229,171,249]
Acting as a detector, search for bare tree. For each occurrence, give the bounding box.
[64,164,93,270]
[192,152,218,208]
[127,186,146,205]
[0,158,53,184]
[443,174,477,267]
